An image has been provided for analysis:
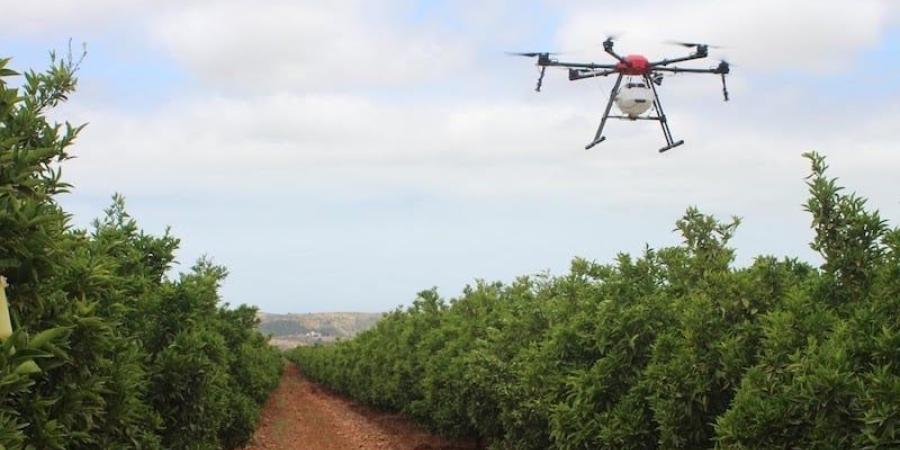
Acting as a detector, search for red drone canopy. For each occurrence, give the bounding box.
[616,55,650,75]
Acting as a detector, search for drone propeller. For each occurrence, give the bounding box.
[602,34,622,53]
[507,52,555,91]
[665,40,723,49]
[505,51,560,57]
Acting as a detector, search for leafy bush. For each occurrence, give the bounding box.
[289,152,899,449]
[0,53,282,449]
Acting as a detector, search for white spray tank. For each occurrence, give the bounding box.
[615,79,654,118]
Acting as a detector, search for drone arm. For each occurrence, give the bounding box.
[539,59,618,70]
[568,68,617,81]
[650,54,706,67]
[651,66,731,101]
[650,46,708,67]
[602,39,627,63]
[527,53,616,91]
[652,66,721,74]
[604,48,626,63]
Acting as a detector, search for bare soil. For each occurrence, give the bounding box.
[244,364,482,450]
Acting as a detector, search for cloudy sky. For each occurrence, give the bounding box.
[3,1,899,313]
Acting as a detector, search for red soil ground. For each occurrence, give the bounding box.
[244,364,482,450]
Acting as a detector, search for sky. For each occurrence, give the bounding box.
[2,0,899,313]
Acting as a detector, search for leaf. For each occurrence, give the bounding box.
[13,360,41,375]
[26,327,69,349]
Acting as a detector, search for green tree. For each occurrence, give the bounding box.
[1,51,282,449]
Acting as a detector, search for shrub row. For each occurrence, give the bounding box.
[289,152,900,449]
[0,55,282,448]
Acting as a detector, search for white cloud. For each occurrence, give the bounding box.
[0,0,170,36]
[553,0,893,72]
[55,84,900,219]
[149,0,468,91]
[4,0,469,92]
[25,0,896,213]
[60,93,584,194]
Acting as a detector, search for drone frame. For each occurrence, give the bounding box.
[521,39,730,153]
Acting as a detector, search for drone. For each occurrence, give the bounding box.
[510,37,730,152]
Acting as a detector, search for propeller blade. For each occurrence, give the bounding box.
[602,34,622,51]
[665,40,723,49]
[505,51,559,57]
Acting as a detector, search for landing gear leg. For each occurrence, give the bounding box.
[585,73,623,150]
[644,74,684,153]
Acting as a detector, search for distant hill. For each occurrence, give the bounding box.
[258,312,382,349]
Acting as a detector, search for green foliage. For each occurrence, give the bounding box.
[289,152,899,449]
[714,152,900,449]
[0,53,282,449]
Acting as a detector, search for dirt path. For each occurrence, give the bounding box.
[244,364,481,450]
